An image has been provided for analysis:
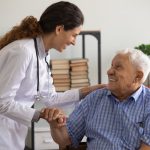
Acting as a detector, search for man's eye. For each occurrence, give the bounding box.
[116,66,122,70]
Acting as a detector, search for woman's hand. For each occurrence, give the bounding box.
[40,108,66,128]
[79,84,107,99]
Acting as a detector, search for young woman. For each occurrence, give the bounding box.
[0,1,105,149]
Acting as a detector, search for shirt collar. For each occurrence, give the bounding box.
[107,85,143,102]
[130,85,143,101]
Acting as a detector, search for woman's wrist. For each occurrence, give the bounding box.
[79,84,107,100]
[79,86,91,99]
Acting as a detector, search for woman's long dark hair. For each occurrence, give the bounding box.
[0,1,84,49]
[39,1,84,33]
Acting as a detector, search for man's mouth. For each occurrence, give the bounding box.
[109,78,116,82]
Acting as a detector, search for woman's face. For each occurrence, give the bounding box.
[53,25,82,52]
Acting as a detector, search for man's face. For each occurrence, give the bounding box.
[107,53,138,97]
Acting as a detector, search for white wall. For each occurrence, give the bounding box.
[1,0,150,83]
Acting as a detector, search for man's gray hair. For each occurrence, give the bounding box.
[117,48,150,83]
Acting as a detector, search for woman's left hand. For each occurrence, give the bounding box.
[79,84,107,99]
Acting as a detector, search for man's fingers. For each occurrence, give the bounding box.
[57,115,66,123]
[56,116,66,127]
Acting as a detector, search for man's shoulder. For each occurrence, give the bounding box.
[84,87,109,104]
[144,85,150,90]
[143,85,150,95]
[92,87,109,96]
[141,85,150,105]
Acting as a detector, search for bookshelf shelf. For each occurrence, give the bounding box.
[26,31,101,150]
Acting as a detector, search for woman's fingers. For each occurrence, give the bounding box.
[41,108,66,125]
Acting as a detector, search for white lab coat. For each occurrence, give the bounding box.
[0,37,79,150]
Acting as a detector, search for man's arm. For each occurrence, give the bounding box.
[140,143,150,150]
[50,124,71,149]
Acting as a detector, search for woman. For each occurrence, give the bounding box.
[0,1,105,150]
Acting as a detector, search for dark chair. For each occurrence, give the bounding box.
[60,142,87,150]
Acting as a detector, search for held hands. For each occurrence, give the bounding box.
[40,108,66,128]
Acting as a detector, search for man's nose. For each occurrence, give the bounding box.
[107,67,114,75]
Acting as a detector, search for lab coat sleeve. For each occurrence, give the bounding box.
[0,45,35,126]
[43,88,80,107]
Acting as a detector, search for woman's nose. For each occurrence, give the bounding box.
[71,40,75,45]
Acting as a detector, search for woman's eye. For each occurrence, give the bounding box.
[73,35,77,38]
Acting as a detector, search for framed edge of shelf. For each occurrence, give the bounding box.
[79,30,101,84]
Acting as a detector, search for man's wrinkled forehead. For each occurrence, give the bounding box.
[112,53,130,64]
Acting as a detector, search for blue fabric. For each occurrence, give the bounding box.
[67,85,150,150]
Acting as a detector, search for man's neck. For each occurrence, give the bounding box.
[112,85,141,101]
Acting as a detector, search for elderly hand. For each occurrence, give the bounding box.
[40,108,66,128]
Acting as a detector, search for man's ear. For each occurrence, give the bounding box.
[55,25,64,35]
[135,71,143,82]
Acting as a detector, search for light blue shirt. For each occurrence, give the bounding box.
[67,85,150,150]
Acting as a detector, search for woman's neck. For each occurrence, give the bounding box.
[42,33,54,52]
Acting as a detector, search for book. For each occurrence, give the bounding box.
[71,83,90,88]
[50,59,69,65]
[71,78,89,84]
[70,58,88,64]
[55,86,70,92]
[53,78,70,84]
[71,66,88,72]
[70,71,88,76]
[52,74,70,79]
[54,83,70,87]
[51,69,70,75]
[51,64,70,70]
[71,74,88,79]
[70,62,87,67]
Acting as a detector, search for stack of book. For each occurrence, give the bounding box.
[50,59,70,92]
[70,58,90,89]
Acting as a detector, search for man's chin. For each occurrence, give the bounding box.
[107,84,116,90]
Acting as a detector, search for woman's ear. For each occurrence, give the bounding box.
[55,25,64,35]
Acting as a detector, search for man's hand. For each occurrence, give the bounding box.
[39,108,70,146]
[40,108,66,128]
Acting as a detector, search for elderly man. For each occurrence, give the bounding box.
[46,48,150,150]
